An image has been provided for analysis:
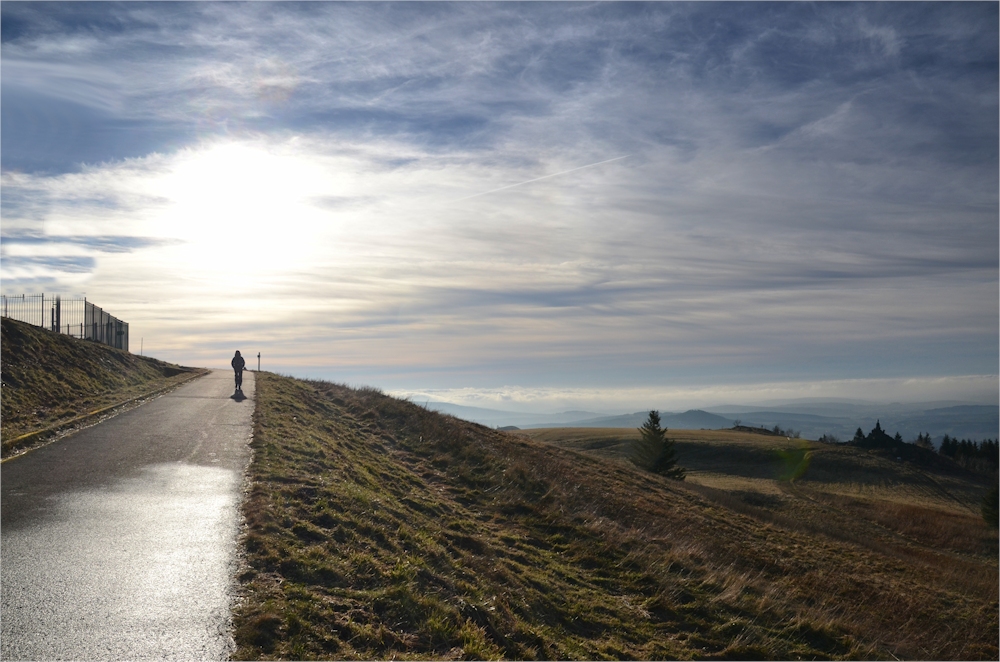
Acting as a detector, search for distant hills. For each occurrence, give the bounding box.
[537,409,735,431]
[710,404,999,443]
[421,402,606,428]
[424,399,998,444]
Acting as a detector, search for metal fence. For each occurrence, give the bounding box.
[1,294,129,352]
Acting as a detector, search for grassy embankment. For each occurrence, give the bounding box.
[1,316,205,456]
[234,372,998,660]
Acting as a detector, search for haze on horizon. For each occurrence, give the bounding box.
[1,2,997,414]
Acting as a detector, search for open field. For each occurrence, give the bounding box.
[0,317,204,455]
[524,427,996,558]
[233,373,998,660]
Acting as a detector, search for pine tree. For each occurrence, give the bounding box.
[939,435,956,457]
[632,410,685,480]
[982,485,999,529]
[983,440,999,467]
[959,439,974,459]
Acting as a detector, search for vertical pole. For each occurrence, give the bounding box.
[258,352,261,371]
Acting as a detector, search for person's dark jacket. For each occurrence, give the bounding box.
[232,355,246,371]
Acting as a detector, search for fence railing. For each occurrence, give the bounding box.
[1,294,129,352]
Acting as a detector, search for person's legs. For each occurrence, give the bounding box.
[234,369,241,390]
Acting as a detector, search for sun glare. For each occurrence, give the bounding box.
[147,141,343,291]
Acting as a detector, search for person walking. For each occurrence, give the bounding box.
[231,350,246,392]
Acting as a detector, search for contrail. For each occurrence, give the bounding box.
[452,155,630,202]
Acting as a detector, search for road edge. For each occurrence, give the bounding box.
[1,369,211,463]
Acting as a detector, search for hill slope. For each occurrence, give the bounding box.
[234,373,998,660]
[1,317,203,453]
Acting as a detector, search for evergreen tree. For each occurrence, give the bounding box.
[959,439,974,459]
[939,435,956,457]
[862,420,895,448]
[983,440,999,467]
[632,410,685,480]
[982,485,999,529]
[853,427,865,444]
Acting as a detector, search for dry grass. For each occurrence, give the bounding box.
[1,317,203,454]
[799,489,994,557]
[234,375,998,660]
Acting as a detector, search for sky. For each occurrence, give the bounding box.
[1,2,997,413]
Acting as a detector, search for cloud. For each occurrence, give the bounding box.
[2,232,174,254]
[2,128,995,383]
[1,60,124,114]
[3,254,95,274]
[1,2,996,404]
[390,375,1000,414]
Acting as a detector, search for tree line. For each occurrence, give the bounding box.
[938,435,998,473]
[835,422,998,471]
[631,414,997,528]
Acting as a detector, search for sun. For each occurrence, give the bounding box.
[145,140,343,292]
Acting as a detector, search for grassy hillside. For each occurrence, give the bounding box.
[234,373,998,660]
[1,317,204,454]
[525,427,994,537]
[526,426,992,511]
[527,426,997,583]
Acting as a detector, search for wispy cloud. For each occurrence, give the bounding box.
[391,375,1000,414]
[451,155,630,202]
[1,2,996,407]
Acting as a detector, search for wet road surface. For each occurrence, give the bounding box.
[1,370,254,661]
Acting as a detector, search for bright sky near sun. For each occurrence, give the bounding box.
[1,2,997,412]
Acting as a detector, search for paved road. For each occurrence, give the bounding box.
[1,370,254,661]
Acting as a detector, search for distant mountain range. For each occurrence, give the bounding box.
[424,400,998,444]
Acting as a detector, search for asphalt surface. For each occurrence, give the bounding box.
[1,369,254,661]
